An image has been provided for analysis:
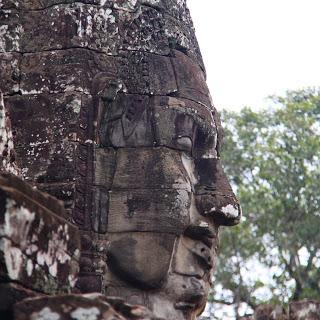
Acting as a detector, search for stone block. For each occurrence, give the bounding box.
[0,173,80,295]
[118,51,177,95]
[108,189,190,234]
[0,282,42,312]
[171,50,211,108]
[4,93,92,182]
[14,4,167,55]
[107,232,175,289]
[172,237,212,280]
[99,94,154,148]
[13,294,160,320]
[37,182,75,211]
[0,9,22,53]
[153,96,216,154]
[19,4,119,54]
[112,147,190,191]
[1,0,111,10]
[0,53,21,95]
[93,148,116,189]
[254,304,287,320]
[20,49,117,95]
[289,300,320,320]
[0,173,67,220]
[118,5,170,55]
[91,186,109,234]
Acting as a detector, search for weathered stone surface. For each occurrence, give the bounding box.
[1,1,203,68]
[18,49,178,97]
[0,173,80,294]
[0,92,18,175]
[116,51,177,95]
[13,294,162,320]
[195,158,241,226]
[1,0,104,10]
[93,148,116,188]
[108,189,190,234]
[105,296,163,320]
[112,147,190,191]
[162,273,210,316]
[152,96,216,153]
[239,301,320,320]
[20,49,117,95]
[37,182,75,211]
[99,94,154,148]
[0,9,22,53]
[0,53,21,95]
[253,304,287,320]
[1,3,201,64]
[0,173,68,219]
[0,282,43,312]
[76,228,109,294]
[5,93,92,183]
[289,300,320,320]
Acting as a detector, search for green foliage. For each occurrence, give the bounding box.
[213,89,320,316]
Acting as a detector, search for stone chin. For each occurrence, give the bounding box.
[149,274,211,320]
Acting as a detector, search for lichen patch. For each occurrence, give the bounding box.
[30,307,61,320]
[0,238,23,280]
[36,224,71,277]
[0,92,19,174]
[0,25,9,52]
[2,198,35,245]
[70,307,100,320]
[221,204,239,218]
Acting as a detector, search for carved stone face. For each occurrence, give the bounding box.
[98,56,241,319]
[1,1,239,318]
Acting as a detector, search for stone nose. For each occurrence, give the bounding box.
[195,193,241,226]
[194,157,241,226]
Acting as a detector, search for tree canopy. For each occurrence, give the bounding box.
[209,89,320,318]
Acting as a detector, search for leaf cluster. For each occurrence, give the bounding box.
[213,89,320,315]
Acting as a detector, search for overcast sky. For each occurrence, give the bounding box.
[187,0,320,111]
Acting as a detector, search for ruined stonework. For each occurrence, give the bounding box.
[1,1,241,319]
[14,294,162,320]
[0,172,80,314]
[239,300,320,320]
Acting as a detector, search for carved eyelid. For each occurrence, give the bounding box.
[173,113,218,157]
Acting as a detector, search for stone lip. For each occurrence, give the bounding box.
[13,293,164,320]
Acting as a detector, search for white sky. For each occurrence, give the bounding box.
[187,0,320,111]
